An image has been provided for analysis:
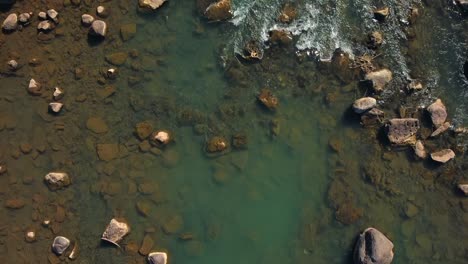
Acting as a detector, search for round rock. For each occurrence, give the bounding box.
[89,20,107,37]
[44,172,71,190]
[96,6,109,17]
[52,236,70,255]
[353,97,377,114]
[81,14,94,26]
[18,13,31,24]
[148,252,167,264]
[46,9,58,23]
[7,59,18,70]
[2,13,18,31]
[38,11,47,20]
[354,227,394,264]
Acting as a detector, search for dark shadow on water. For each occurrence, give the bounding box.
[87,35,105,47]
[0,3,13,12]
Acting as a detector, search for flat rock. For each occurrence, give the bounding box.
[139,234,154,255]
[427,99,447,128]
[5,198,25,209]
[354,227,394,264]
[97,144,119,161]
[101,218,130,247]
[81,14,94,26]
[86,117,108,134]
[105,52,128,66]
[139,0,168,10]
[52,236,70,255]
[2,13,17,31]
[430,149,455,163]
[148,252,167,264]
[430,122,450,137]
[44,172,71,190]
[365,69,392,92]
[353,97,377,114]
[386,118,419,145]
[413,140,426,159]
[204,0,232,21]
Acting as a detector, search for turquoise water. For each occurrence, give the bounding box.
[0,0,467,263]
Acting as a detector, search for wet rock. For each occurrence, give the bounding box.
[430,149,455,163]
[353,227,394,264]
[365,69,392,92]
[278,2,297,23]
[241,40,263,61]
[206,136,228,154]
[25,231,36,242]
[430,122,450,137]
[331,49,357,83]
[20,143,32,153]
[257,89,278,110]
[458,184,468,196]
[427,99,447,128]
[135,121,153,140]
[7,59,18,71]
[232,133,248,149]
[374,7,390,22]
[120,23,136,41]
[37,20,54,32]
[105,52,128,66]
[53,87,64,100]
[269,29,293,46]
[139,0,168,11]
[361,108,385,126]
[89,20,107,37]
[405,203,419,218]
[101,218,130,246]
[353,97,377,114]
[139,234,154,255]
[96,6,109,18]
[455,0,468,12]
[44,172,71,190]
[407,80,423,91]
[386,118,419,145]
[204,0,232,21]
[47,9,59,23]
[139,140,151,152]
[368,31,383,49]
[68,243,79,260]
[5,198,25,209]
[38,12,47,20]
[28,78,42,95]
[96,144,120,161]
[335,204,363,225]
[18,13,31,25]
[49,102,63,113]
[52,236,70,255]
[86,117,109,134]
[162,215,184,234]
[413,140,427,159]
[81,14,94,26]
[2,13,18,31]
[148,252,167,264]
[150,130,172,147]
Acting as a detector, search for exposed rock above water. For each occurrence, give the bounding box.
[368,31,383,49]
[203,0,232,21]
[49,102,64,113]
[81,14,94,26]
[101,218,130,247]
[28,78,42,95]
[44,172,71,190]
[96,6,109,18]
[241,41,263,61]
[354,227,394,264]
[150,130,172,147]
[430,122,450,137]
[206,136,228,154]
[413,140,427,159]
[458,184,468,196]
[430,149,455,163]
[386,118,419,145]
[37,20,54,32]
[148,252,168,264]
[278,2,297,23]
[52,236,70,255]
[139,0,168,11]
[365,69,392,92]
[373,7,389,22]
[353,97,377,114]
[47,9,59,23]
[89,20,107,37]
[2,13,18,31]
[427,99,447,128]
[269,29,293,46]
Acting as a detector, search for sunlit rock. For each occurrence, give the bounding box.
[354,227,394,264]
[49,102,63,113]
[353,97,377,114]
[37,20,54,32]
[386,118,419,145]
[96,6,109,18]
[53,87,64,100]
[101,218,130,247]
[150,130,172,147]
[44,172,71,190]
[7,59,18,70]
[430,149,455,163]
[203,0,232,21]
[430,122,450,137]
[240,40,263,61]
[206,136,228,154]
[278,2,297,23]
[2,13,18,31]
[139,0,168,11]
[148,252,167,264]
[25,230,36,242]
[427,99,447,128]
[413,140,427,159]
[89,20,107,37]
[81,14,94,26]
[47,9,59,23]
[52,236,70,255]
[458,183,468,196]
[365,69,392,92]
[374,7,389,21]
[18,13,31,25]
[368,31,383,49]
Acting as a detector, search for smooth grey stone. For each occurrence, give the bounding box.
[52,236,70,255]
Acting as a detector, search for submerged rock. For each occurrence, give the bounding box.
[278,2,297,23]
[45,172,71,190]
[353,97,377,114]
[89,20,107,37]
[361,108,385,126]
[427,99,447,128]
[204,0,232,21]
[105,52,128,66]
[386,118,419,145]
[269,29,293,46]
[365,69,392,92]
[139,0,168,11]
[86,117,109,134]
[2,13,17,31]
[101,218,130,247]
[241,41,263,61]
[96,144,119,161]
[148,252,168,264]
[257,89,278,110]
[206,136,228,154]
[430,149,455,163]
[368,31,383,49]
[353,227,394,264]
[135,121,153,140]
[413,140,427,159]
[120,23,136,41]
[374,7,389,21]
[52,236,71,255]
[81,14,94,26]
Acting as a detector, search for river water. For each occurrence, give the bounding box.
[0,0,467,264]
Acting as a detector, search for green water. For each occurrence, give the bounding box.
[0,0,467,264]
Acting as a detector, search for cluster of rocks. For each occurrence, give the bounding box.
[27,78,65,114]
[1,11,33,32]
[81,6,108,38]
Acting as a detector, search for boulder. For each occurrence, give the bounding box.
[0,164,6,174]
[53,87,64,100]
[44,172,71,190]
[430,122,450,137]
[257,89,278,110]
[86,117,108,134]
[38,12,47,20]
[407,80,423,92]
[413,140,427,159]
[135,121,153,140]
[52,236,70,255]
[89,20,107,37]
[365,69,392,92]
[96,144,120,161]
[148,252,168,264]
[278,2,297,23]
[368,31,383,49]
[427,99,447,128]
[8,59,18,70]
[139,0,168,10]
[81,14,94,26]
[96,6,109,18]
[353,227,394,264]
[101,218,130,247]
[361,108,385,126]
[430,149,455,163]
[105,52,128,66]
[150,130,172,147]
[2,13,18,31]
[49,102,64,113]
[18,13,31,24]
[37,21,54,32]
[353,97,377,114]
[139,234,154,255]
[204,0,232,21]
[269,29,293,46]
[374,7,389,21]
[386,118,419,145]
[28,78,42,95]
[458,184,468,196]
[47,9,59,23]
[241,40,263,61]
[206,136,228,153]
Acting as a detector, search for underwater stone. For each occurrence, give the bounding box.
[430,149,455,163]
[120,23,136,41]
[44,172,71,190]
[278,2,297,23]
[257,88,278,110]
[353,97,377,114]
[0,164,6,174]
[386,118,419,145]
[353,227,394,264]
[427,99,447,128]
[148,252,168,264]
[2,13,18,31]
[96,144,119,161]
[86,117,108,134]
[89,20,107,37]
[101,218,130,247]
[365,69,392,92]
[204,0,232,21]
[206,136,228,154]
[105,52,128,66]
[368,31,383,49]
[135,121,153,140]
[269,29,293,46]
[81,14,94,26]
[139,234,154,255]
[52,236,70,255]
[139,0,167,10]
[49,102,63,113]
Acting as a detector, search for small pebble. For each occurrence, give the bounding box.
[49,102,64,113]
[96,6,108,17]
[25,231,36,242]
[7,59,18,70]
[53,87,64,100]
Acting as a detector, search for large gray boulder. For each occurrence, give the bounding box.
[354,228,394,264]
[386,118,419,145]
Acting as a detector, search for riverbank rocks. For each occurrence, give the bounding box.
[49,102,63,113]
[365,69,392,92]
[139,0,167,10]
[52,236,70,255]
[368,31,383,49]
[101,218,130,247]
[81,14,94,26]
[206,136,228,154]
[37,21,54,32]
[89,20,107,37]
[430,149,455,163]
[44,172,71,190]
[148,252,168,264]
[2,13,18,31]
[18,13,31,25]
[96,6,109,18]
[386,118,419,145]
[150,130,172,147]
[458,184,468,196]
[414,140,427,159]
[354,228,394,264]
[278,2,297,23]
[86,117,109,134]
[353,97,377,114]
[241,41,263,61]
[374,7,390,21]
[204,0,232,21]
[427,99,447,128]
[257,89,278,110]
